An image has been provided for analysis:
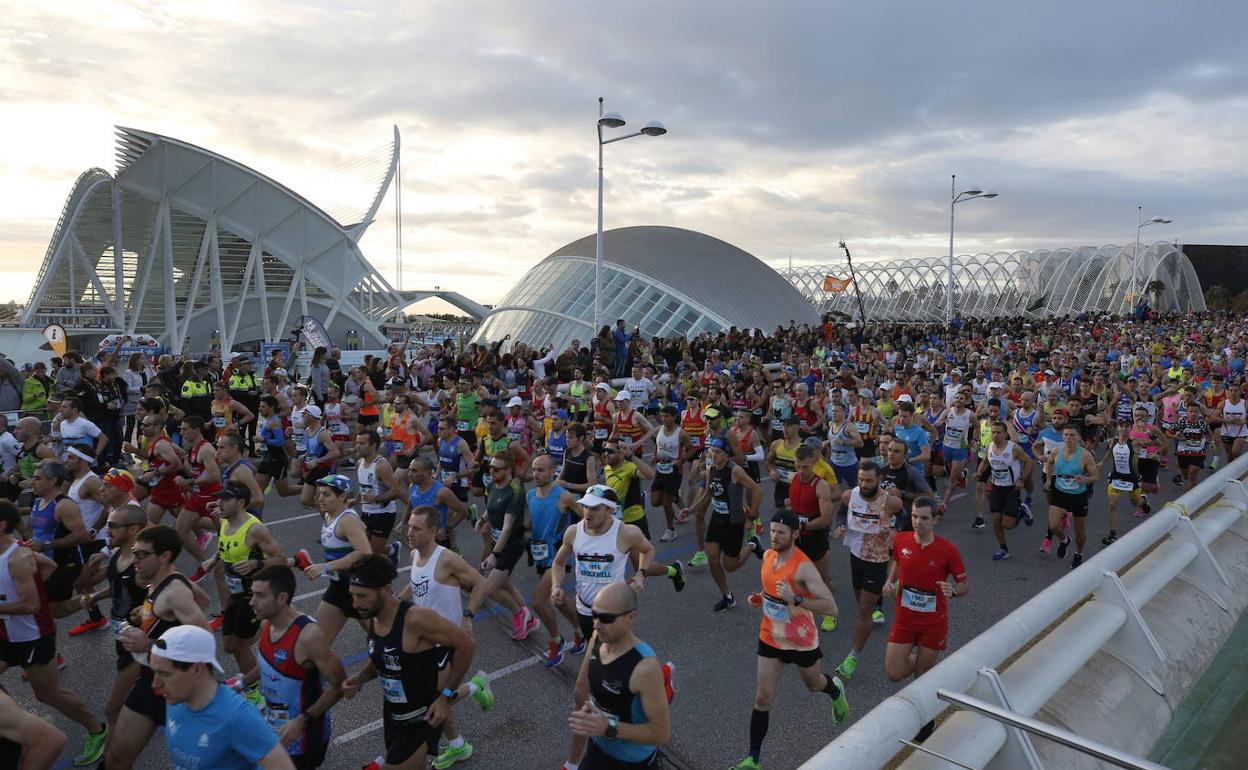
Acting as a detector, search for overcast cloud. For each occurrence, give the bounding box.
[0,0,1244,307]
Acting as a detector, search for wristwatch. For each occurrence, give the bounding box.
[605,716,619,739]
[441,687,455,700]
[792,595,804,607]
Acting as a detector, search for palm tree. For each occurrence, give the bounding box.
[1205,284,1230,311]
[1146,279,1167,310]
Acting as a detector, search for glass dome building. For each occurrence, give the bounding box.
[474,226,820,349]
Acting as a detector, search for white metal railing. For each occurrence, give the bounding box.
[800,451,1248,770]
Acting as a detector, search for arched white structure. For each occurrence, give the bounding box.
[21,127,487,353]
[780,243,1205,322]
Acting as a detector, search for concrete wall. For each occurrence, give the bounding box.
[1031,525,1248,769]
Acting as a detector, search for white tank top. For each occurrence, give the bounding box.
[409,546,462,624]
[1221,398,1247,437]
[943,408,973,449]
[572,518,628,615]
[69,472,106,542]
[0,542,41,642]
[356,456,396,514]
[655,427,681,475]
[987,440,1020,487]
[1111,441,1134,476]
[291,405,308,453]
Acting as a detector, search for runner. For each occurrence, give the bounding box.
[408,456,471,553]
[785,445,839,632]
[217,430,267,516]
[399,506,499,770]
[567,582,672,770]
[730,511,848,770]
[1216,380,1247,463]
[826,402,864,488]
[476,451,540,641]
[250,564,347,770]
[1174,386,1212,491]
[355,430,404,559]
[1131,405,1168,502]
[526,454,587,666]
[256,395,300,497]
[0,683,68,768]
[135,412,185,526]
[173,416,221,583]
[1043,425,1100,569]
[832,461,902,679]
[435,418,475,504]
[979,422,1036,561]
[344,555,483,770]
[106,524,212,770]
[684,437,762,612]
[883,497,968,742]
[25,461,93,619]
[555,423,599,495]
[934,391,975,511]
[299,406,342,507]
[300,474,372,645]
[610,390,653,457]
[210,380,256,442]
[1104,420,1145,546]
[649,405,689,542]
[765,416,803,509]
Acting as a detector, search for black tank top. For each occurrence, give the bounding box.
[707,461,743,522]
[143,573,191,644]
[561,449,590,486]
[107,549,146,623]
[588,642,646,724]
[367,600,443,722]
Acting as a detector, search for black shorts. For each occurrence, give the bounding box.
[849,553,888,595]
[797,528,829,561]
[651,471,682,496]
[858,440,878,459]
[490,544,526,574]
[257,446,289,479]
[757,638,822,668]
[124,666,167,725]
[395,454,415,470]
[630,514,651,541]
[705,516,745,554]
[1178,454,1205,471]
[303,463,334,486]
[321,578,364,618]
[292,741,329,770]
[457,429,477,452]
[1221,434,1243,447]
[578,612,595,643]
[773,480,790,509]
[359,414,380,427]
[988,485,1021,518]
[222,593,260,639]
[745,461,761,483]
[45,556,84,603]
[535,561,572,578]
[115,640,138,672]
[383,714,442,766]
[1139,457,1160,485]
[1049,489,1090,517]
[0,632,55,669]
[362,511,398,540]
[581,739,660,769]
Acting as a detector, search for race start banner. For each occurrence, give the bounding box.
[297,315,334,349]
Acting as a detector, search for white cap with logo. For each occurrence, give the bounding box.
[154,625,225,673]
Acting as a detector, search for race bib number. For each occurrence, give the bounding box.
[991,468,1013,486]
[771,419,783,431]
[578,558,614,584]
[109,618,125,640]
[295,435,307,453]
[594,428,609,439]
[507,431,521,443]
[778,468,794,483]
[1055,475,1081,493]
[855,422,871,435]
[762,595,790,623]
[264,705,290,730]
[1138,446,1150,459]
[483,473,492,487]
[212,416,226,428]
[529,540,550,561]
[456,420,470,432]
[1110,479,1135,492]
[712,499,729,516]
[379,676,408,704]
[945,426,964,444]
[224,571,244,594]
[440,470,457,484]
[689,435,703,447]
[656,461,674,475]
[900,586,937,613]
[490,527,503,542]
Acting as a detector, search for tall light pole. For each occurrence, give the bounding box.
[1132,206,1172,309]
[595,97,667,332]
[947,174,998,326]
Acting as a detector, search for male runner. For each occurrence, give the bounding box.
[1104,420,1145,546]
[301,475,372,645]
[435,418,475,503]
[0,498,108,766]
[1043,425,1100,568]
[556,423,599,495]
[883,497,968,742]
[26,461,92,619]
[256,395,300,496]
[344,555,482,770]
[355,430,404,558]
[299,405,342,507]
[730,511,848,770]
[477,451,540,640]
[408,456,470,551]
[785,444,839,631]
[833,462,902,679]
[980,422,1036,561]
[527,454,587,666]
[649,405,689,542]
[567,582,673,770]
[106,524,212,769]
[173,416,220,583]
[250,564,347,770]
[684,437,762,612]
[217,431,266,516]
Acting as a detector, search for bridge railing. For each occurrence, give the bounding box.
[800,451,1248,770]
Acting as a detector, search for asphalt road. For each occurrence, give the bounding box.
[8,455,1201,770]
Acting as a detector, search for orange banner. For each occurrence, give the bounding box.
[822,275,852,293]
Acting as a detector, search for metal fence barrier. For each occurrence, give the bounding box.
[800,451,1248,770]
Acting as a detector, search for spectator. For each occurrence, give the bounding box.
[0,353,24,412]
[613,318,632,377]
[20,361,52,415]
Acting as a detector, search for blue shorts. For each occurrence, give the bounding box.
[942,446,969,462]
[833,463,859,488]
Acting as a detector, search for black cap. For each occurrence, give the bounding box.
[215,481,251,505]
[771,510,802,530]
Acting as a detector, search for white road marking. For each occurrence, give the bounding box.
[293,565,412,603]
[949,492,968,502]
[332,655,546,745]
[266,511,323,527]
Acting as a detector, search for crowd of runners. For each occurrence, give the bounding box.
[0,309,1243,769]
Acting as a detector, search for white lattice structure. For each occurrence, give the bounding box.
[21,127,488,353]
[779,243,1205,322]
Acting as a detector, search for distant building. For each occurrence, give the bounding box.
[473,226,820,350]
[1180,245,1248,301]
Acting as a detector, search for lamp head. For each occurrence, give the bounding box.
[960,187,983,197]
[639,120,667,137]
[1151,217,1172,224]
[980,191,999,199]
[599,112,626,129]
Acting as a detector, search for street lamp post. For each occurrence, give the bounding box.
[595,97,667,333]
[947,174,999,326]
[1132,206,1173,308]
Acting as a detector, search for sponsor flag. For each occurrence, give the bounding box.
[822,275,852,293]
[296,315,334,349]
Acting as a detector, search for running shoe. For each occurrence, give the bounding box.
[820,615,837,632]
[1142,496,1152,514]
[658,528,677,542]
[753,517,764,536]
[1071,552,1083,570]
[361,757,384,770]
[872,609,885,625]
[958,468,967,489]
[196,531,214,554]
[835,654,858,679]
[992,547,1010,561]
[731,758,760,770]
[748,535,764,560]
[1040,537,1052,554]
[432,742,474,769]
[510,608,538,641]
[970,517,985,530]
[1172,473,1184,486]
[73,724,109,767]
[669,561,686,592]
[386,541,401,567]
[673,508,689,525]
[188,565,210,583]
[546,637,565,667]
[829,675,850,724]
[1102,533,1117,545]
[1056,537,1070,560]
[914,719,937,743]
[68,615,109,636]
[570,634,588,655]
[688,550,708,568]
[937,502,947,515]
[1210,457,1221,471]
[293,548,313,571]
[1019,501,1034,526]
[466,503,478,523]
[661,661,676,701]
[244,684,264,708]
[209,614,224,631]
[469,671,494,711]
[713,594,736,613]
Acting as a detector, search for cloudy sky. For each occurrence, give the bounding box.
[1,1,1245,309]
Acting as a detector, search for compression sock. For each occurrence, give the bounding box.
[822,673,842,698]
[749,708,770,760]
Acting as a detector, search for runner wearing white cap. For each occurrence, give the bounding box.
[299,405,341,508]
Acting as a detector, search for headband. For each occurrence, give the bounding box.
[66,447,94,463]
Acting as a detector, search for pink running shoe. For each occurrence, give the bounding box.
[1040,536,1052,554]
[510,607,533,640]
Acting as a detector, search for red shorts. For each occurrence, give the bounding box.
[149,481,185,511]
[183,492,217,518]
[888,620,948,651]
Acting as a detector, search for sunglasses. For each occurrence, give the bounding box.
[131,549,154,560]
[591,609,633,624]
[105,521,139,529]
